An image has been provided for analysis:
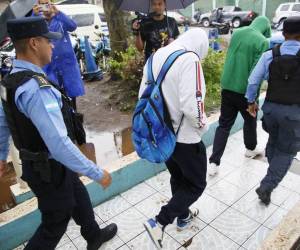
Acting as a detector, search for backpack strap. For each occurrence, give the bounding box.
[272,44,281,58]
[156,50,187,86]
[146,53,155,84]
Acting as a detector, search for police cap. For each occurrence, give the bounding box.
[6,16,62,41]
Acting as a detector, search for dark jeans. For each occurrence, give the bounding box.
[209,89,257,166]
[260,101,300,192]
[22,161,100,250]
[156,141,207,226]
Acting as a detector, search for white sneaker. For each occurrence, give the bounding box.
[245,148,263,159]
[177,208,199,231]
[208,163,219,176]
[144,219,164,249]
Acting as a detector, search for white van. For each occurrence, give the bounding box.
[273,2,300,26]
[56,4,109,41]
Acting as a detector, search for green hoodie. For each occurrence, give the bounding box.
[221,16,271,94]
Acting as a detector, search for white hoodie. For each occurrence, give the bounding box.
[139,28,209,144]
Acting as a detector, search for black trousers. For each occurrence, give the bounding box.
[156,141,207,226]
[22,160,100,250]
[209,89,257,166]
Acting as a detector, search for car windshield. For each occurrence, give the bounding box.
[98,13,107,22]
[223,6,235,12]
[69,13,94,27]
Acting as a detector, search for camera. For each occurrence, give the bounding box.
[39,4,50,12]
[131,12,159,35]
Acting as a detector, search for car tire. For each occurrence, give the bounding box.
[202,18,210,27]
[232,18,241,28]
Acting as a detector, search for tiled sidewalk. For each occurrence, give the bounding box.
[14,123,300,250]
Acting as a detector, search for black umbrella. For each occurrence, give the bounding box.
[118,0,196,13]
[0,0,36,42]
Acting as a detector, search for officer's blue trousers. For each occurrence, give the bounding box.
[22,160,100,250]
[156,141,207,226]
[260,101,300,192]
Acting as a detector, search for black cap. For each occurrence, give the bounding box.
[283,16,300,34]
[7,16,62,41]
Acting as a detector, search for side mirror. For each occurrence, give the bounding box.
[95,25,99,29]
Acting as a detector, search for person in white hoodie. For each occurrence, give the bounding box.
[140,28,209,249]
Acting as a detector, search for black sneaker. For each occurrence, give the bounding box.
[256,187,271,206]
[87,223,118,250]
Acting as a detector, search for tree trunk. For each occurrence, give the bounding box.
[103,0,129,54]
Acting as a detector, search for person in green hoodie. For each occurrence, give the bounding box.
[208,16,271,176]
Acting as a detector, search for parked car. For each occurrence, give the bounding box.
[193,10,202,23]
[272,2,300,27]
[56,4,109,41]
[200,6,257,28]
[270,21,284,48]
[56,0,88,4]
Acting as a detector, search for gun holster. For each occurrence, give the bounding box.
[19,149,51,183]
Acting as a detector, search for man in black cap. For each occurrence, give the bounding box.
[245,16,300,205]
[0,16,117,249]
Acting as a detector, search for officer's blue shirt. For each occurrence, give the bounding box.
[246,40,300,103]
[0,101,10,160]
[0,59,103,181]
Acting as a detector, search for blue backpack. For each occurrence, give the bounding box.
[132,50,187,163]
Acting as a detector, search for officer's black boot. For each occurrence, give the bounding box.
[87,223,118,250]
[256,187,271,206]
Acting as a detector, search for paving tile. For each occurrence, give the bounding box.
[66,219,81,240]
[242,159,268,180]
[56,234,71,248]
[242,225,271,250]
[13,245,25,250]
[191,193,229,224]
[56,241,77,250]
[263,207,289,230]
[206,163,236,188]
[72,236,87,249]
[280,191,300,211]
[145,171,171,191]
[179,225,239,250]
[232,189,278,224]
[206,180,248,206]
[66,216,102,240]
[135,192,169,219]
[127,231,180,250]
[107,207,146,243]
[118,245,131,250]
[72,233,124,250]
[270,185,294,206]
[159,185,172,199]
[224,169,261,190]
[210,207,260,245]
[165,218,207,245]
[98,235,125,250]
[120,183,157,205]
[94,195,132,222]
[279,172,300,193]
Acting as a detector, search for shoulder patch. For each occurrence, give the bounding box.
[33,75,52,88]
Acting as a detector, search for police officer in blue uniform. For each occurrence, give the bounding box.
[246,16,300,206]
[0,17,117,249]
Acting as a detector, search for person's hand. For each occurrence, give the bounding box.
[132,20,141,31]
[0,160,7,178]
[33,4,41,16]
[97,170,112,189]
[50,4,59,15]
[247,102,259,118]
